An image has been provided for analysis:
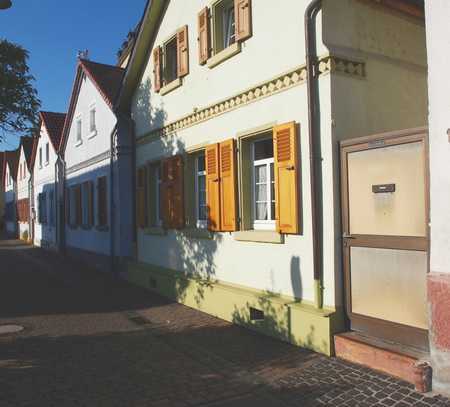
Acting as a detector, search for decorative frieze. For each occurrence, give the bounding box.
[137,54,366,146]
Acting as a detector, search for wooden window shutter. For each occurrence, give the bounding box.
[198,7,211,65]
[205,144,221,231]
[97,177,108,227]
[88,181,94,227]
[235,0,252,42]
[153,46,162,92]
[136,167,147,228]
[65,187,70,225]
[219,139,238,232]
[273,122,300,234]
[76,185,82,226]
[161,156,184,229]
[177,25,189,77]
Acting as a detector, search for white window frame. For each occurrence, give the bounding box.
[251,138,276,231]
[154,165,163,227]
[88,104,97,138]
[75,115,83,146]
[195,154,207,229]
[45,142,49,166]
[212,0,236,53]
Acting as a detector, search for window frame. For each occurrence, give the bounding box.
[162,35,179,87]
[45,142,49,166]
[251,137,276,231]
[39,147,43,169]
[75,115,83,146]
[89,103,97,138]
[154,164,163,227]
[212,0,236,54]
[194,153,208,229]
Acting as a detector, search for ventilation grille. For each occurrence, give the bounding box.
[249,307,265,321]
[276,129,291,162]
[221,145,231,172]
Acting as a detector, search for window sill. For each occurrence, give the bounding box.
[182,228,213,240]
[233,230,284,244]
[75,140,83,147]
[160,78,182,96]
[88,130,97,139]
[144,226,167,236]
[207,42,241,69]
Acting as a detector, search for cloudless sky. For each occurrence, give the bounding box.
[0,0,146,151]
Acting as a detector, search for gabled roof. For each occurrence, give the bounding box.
[20,136,37,172]
[60,59,125,154]
[40,111,66,153]
[4,148,20,181]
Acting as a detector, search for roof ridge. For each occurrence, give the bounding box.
[80,58,125,72]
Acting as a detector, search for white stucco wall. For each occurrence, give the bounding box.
[132,0,340,307]
[64,72,116,256]
[425,0,450,275]
[33,123,58,248]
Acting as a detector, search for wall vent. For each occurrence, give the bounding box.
[249,307,265,321]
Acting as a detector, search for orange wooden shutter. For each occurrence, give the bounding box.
[153,46,162,92]
[198,7,210,65]
[177,25,189,77]
[161,156,184,229]
[136,168,146,228]
[219,139,238,232]
[235,0,252,42]
[273,122,300,234]
[205,144,221,231]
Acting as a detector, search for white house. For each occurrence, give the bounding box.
[16,137,36,242]
[117,0,431,389]
[3,149,19,237]
[59,58,133,272]
[33,111,66,249]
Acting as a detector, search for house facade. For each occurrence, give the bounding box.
[33,112,66,249]
[117,0,428,360]
[425,0,450,395]
[3,149,19,237]
[59,59,133,272]
[16,137,36,242]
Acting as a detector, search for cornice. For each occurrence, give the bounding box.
[137,54,366,146]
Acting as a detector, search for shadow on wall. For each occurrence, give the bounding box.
[133,77,223,308]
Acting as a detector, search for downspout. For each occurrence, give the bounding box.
[109,123,118,275]
[305,0,324,309]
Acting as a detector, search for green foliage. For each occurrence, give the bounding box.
[0,39,40,138]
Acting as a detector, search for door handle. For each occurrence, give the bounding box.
[342,233,355,239]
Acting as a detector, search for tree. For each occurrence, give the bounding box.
[0,39,40,139]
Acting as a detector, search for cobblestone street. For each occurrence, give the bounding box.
[0,239,449,407]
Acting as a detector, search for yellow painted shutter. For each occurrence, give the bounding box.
[273,122,300,234]
[177,25,189,77]
[153,46,162,92]
[198,7,210,65]
[219,139,238,232]
[235,0,252,42]
[136,167,146,229]
[205,144,221,231]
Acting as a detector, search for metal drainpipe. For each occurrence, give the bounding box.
[109,124,118,275]
[305,0,324,309]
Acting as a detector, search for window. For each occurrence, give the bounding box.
[163,37,178,85]
[195,154,207,228]
[97,176,108,228]
[252,138,275,230]
[45,143,49,165]
[39,147,42,168]
[68,185,81,227]
[213,0,235,53]
[89,106,96,135]
[198,0,252,66]
[82,182,90,227]
[154,165,162,227]
[38,192,47,225]
[76,117,82,144]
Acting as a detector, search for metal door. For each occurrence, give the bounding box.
[340,128,429,350]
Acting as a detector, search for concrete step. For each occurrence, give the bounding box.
[334,332,432,393]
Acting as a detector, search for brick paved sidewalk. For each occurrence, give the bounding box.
[0,240,449,406]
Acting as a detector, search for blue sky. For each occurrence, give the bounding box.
[0,0,146,151]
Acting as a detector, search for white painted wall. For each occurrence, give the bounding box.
[425,0,450,275]
[33,123,58,248]
[64,72,116,255]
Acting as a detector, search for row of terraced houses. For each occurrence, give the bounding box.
[1,0,449,395]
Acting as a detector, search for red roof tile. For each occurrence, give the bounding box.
[40,111,66,152]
